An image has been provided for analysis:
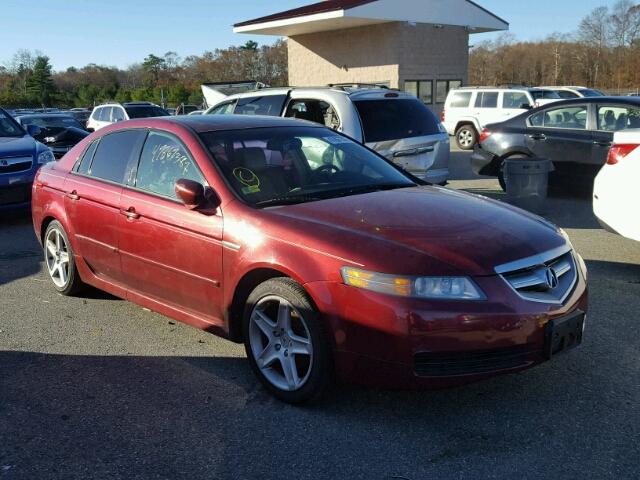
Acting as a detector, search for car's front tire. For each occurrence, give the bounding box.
[43,220,85,296]
[455,124,477,150]
[243,278,332,404]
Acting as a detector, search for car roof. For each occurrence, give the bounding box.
[16,113,76,120]
[133,114,325,133]
[213,85,413,102]
[531,96,640,108]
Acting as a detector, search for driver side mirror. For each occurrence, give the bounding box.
[175,179,220,213]
[26,124,42,137]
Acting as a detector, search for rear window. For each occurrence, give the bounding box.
[234,95,286,116]
[448,91,472,108]
[354,99,440,143]
[124,106,169,119]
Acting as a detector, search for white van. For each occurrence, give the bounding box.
[442,87,561,149]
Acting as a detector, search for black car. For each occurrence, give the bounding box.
[15,114,90,159]
[471,97,640,189]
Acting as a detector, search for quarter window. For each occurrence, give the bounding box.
[89,130,147,184]
[234,95,286,116]
[449,91,472,108]
[209,101,236,115]
[529,106,588,130]
[135,131,205,200]
[76,139,99,175]
[597,105,640,131]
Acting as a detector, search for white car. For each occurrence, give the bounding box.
[442,87,561,150]
[203,84,450,183]
[539,86,605,99]
[86,102,169,131]
[593,129,640,241]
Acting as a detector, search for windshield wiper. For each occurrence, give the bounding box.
[254,194,324,208]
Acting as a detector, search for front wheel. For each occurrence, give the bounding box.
[455,125,477,150]
[43,220,85,296]
[243,278,332,403]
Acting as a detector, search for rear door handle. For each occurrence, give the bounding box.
[528,133,547,141]
[593,140,612,147]
[120,207,140,220]
[66,190,80,201]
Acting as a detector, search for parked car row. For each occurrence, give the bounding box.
[442,85,605,150]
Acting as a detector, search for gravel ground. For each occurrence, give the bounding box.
[1,148,638,480]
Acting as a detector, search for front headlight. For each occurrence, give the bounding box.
[37,149,55,164]
[341,267,486,300]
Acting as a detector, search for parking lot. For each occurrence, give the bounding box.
[1,147,639,480]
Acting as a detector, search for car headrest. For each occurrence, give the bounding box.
[238,147,267,170]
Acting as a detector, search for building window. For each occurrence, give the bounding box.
[404,80,433,104]
[435,79,463,104]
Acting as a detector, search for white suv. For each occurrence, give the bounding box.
[202,84,450,184]
[86,102,169,131]
[442,87,562,150]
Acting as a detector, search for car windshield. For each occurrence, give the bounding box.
[0,110,25,137]
[124,106,170,119]
[530,89,561,100]
[199,126,416,207]
[20,115,83,130]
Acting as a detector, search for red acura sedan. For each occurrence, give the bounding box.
[32,115,588,403]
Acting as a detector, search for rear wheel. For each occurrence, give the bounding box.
[455,124,477,150]
[44,221,85,296]
[243,278,331,404]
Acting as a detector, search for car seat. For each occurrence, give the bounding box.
[235,147,289,201]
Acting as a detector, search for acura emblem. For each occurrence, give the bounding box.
[545,267,559,289]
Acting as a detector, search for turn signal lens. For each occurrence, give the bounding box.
[607,144,638,165]
[341,267,485,300]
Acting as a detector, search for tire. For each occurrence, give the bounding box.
[43,220,85,296]
[499,154,530,192]
[455,124,477,150]
[243,278,332,404]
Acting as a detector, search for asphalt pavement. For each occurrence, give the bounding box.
[1,148,639,480]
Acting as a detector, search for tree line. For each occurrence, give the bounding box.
[469,1,640,92]
[0,40,287,108]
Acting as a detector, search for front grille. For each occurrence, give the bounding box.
[414,345,535,377]
[0,184,32,206]
[497,246,577,304]
[0,156,33,174]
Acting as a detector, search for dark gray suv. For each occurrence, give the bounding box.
[471,97,640,189]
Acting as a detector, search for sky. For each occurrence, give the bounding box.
[0,0,608,71]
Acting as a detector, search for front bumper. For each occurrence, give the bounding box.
[424,168,449,185]
[305,269,588,389]
[0,173,35,211]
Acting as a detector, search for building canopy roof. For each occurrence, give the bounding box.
[234,0,508,36]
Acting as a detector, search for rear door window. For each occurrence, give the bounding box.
[88,130,147,184]
[503,92,531,109]
[135,131,206,200]
[529,106,588,130]
[354,98,440,143]
[76,139,99,175]
[448,91,472,108]
[475,92,499,108]
[234,95,286,116]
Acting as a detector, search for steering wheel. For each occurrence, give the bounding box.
[315,164,341,176]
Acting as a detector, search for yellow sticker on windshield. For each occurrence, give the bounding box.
[233,167,261,194]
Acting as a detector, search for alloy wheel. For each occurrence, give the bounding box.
[458,129,474,148]
[45,227,71,288]
[248,295,314,392]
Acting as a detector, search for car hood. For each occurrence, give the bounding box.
[0,135,37,157]
[267,186,566,276]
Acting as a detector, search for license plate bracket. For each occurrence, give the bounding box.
[544,310,585,359]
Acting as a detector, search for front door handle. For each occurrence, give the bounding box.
[528,133,547,141]
[120,207,140,220]
[593,140,612,147]
[66,190,80,201]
